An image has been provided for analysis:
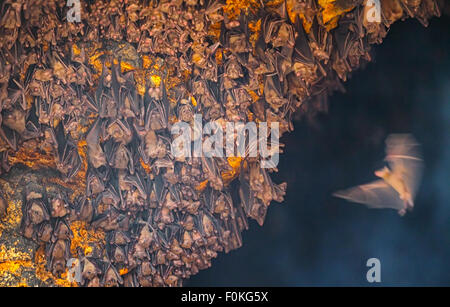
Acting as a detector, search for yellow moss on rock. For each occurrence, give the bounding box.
[222,157,243,184]
[286,0,314,33]
[69,221,105,257]
[7,141,56,170]
[0,181,22,237]
[34,245,78,287]
[318,0,355,30]
[223,0,260,20]
[248,19,261,47]
[0,245,37,286]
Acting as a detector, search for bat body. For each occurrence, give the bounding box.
[333,134,423,215]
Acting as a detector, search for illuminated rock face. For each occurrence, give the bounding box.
[0,0,442,286]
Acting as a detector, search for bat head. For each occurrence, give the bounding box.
[374,166,390,179]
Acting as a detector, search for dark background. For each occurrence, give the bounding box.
[187,15,450,286]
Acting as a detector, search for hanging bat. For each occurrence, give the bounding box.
[333,134,423,216]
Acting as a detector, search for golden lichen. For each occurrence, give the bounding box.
[195,180,209,192]
[134,69,148,96]
[3,220,105,287]
[0,260,34,281]
[247,89,260,102]
[132,56,168,96]
[286,0,314,33]
[0,182,22,237]
[150,74,162,87]
[69,221,105,257]
[191,95,198,107]
[119,268,128,275]
[248,19,261,47]
[0,245,34,286]
[0,245,33,276]
[0,260,32,273]
[223,0,260,20]
[7,140,56,170]
[0,182,29,285]
[14,281,29,287]
[119,61,136,73]
[72,44,81,56]
[34,245,77,287]
[318,0,355,30]
[140,157,152,174]
[142,55,152,69]
[222,157,243,184]
[0,246,32,263]
[88,49,106,80]
[0,201,21,237]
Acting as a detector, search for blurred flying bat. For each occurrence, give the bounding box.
[333,134,424,216]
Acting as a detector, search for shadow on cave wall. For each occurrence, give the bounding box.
[186,15,450,286]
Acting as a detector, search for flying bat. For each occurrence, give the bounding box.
[333,134,424,216]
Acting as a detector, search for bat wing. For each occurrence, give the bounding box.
[385,134,424,198]
[333,180,405,211]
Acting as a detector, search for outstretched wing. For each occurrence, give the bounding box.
[385,134,424,198]
[333,180,405,211]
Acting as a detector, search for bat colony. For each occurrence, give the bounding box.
[0,0,442,286]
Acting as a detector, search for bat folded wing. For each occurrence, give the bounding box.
[333,180,405,212]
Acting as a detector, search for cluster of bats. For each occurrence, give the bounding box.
[0,0,441,286]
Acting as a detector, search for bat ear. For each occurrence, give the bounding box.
[374,167,388,178]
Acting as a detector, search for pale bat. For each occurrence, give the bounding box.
[333,134,423,216]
